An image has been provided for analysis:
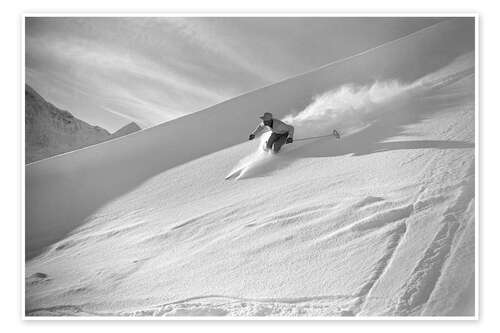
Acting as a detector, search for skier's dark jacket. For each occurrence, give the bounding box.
[250,119,294,139]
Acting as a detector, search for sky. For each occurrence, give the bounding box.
[25,17,445,132]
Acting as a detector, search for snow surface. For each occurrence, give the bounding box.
[25,19,475,317]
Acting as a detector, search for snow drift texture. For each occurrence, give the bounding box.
[25,19,475,317]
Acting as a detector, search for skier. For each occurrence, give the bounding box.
[248,112,294,153]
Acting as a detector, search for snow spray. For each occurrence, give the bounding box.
[227,52,474,180]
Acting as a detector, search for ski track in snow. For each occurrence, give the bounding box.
[388,164,475,316]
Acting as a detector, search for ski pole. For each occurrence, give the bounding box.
[294,130,340,142]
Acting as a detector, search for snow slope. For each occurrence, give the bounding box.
[25,18,475,317]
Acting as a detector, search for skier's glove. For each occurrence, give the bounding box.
[249,134,255,140]
[286,137,293,144]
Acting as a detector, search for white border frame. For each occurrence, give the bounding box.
[20,13,479,321]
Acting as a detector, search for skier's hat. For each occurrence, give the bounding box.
[259,112,273,121]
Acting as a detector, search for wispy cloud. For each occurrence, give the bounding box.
[164,18,285,83]
[27,33,231,128]
[25,17,445,132]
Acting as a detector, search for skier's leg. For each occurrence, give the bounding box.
[266,133,279,150]
[272,133,288,153]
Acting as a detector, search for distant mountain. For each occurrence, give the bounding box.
[112,121,142,138]
[25,85,141,164]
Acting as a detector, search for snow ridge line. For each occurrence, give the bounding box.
[420,67,474,92]
[324,205,413,241]
[391,221,460,316]
[350,179,444,316]
[350,222,408,316]
[389,165,475,316]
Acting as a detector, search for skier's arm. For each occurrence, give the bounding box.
[250,122,266,137]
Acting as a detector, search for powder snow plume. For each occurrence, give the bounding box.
[283,79,415,139]
[283,51,474,140]
[227,80,415,180]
